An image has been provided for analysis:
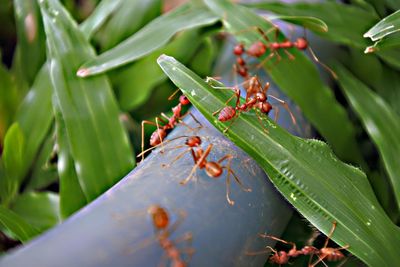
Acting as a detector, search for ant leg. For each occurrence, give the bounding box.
[283,49,296,60]
[222,111,240,133]
[180,145,213,185]
[268,95,297,125]
[162,147,192,168]
[273,105,280,123]
[212,89,240,117]
[141,120,160,163]
[259,234,297,250]
[307,46,338,79]
[256,52,275,69]
[189,112,203,129]
[137,135,190,158]
[168,88,180,101]
[155,117,165,153]
[219,155,251,193]
[225,169,234,205]
[254,109,269,134]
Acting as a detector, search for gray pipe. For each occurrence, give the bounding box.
[0,106,297,267]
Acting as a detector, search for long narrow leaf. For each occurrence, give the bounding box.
[336,64,400,209]
[205,0,364,165]
[0,205,39,242]
[77,3,218,77]
[157,55,400,267]
[12,0,46,84]
[39,0,134,200]
[246,1,378,48]
[364,9,400,41]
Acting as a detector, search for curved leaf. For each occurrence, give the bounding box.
[246,1,378,48]
[1,123,24,205]
[364,9,400,41]
[12,0,46,84]
[157,55,400,267]
[204,0,364,166]
[10,192,60,232]
[0,206,39,242]
[270,15,328,33]
[78,0,124,39]
[115,29,203,110]
[39,0,134,200]
[335,64,400,209]
[77,3,218,77]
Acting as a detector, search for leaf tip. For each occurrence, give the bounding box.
[364,46,377,54]
[157,54,174,64]
[76,68,91,77]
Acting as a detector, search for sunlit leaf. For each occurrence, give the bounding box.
[0,205,39,242]
[39,0,134,200]
[157,54,400,267]
[335,64,400,209]
[77,3,218,76]
[364,9,400,41]
[204,0,364,165]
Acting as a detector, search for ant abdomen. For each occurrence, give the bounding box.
[205,162,223,178]
[150,129,167,147]
[218,106,236,122]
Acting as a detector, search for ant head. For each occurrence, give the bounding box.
[185,136,201,147]
[179,95,190,105]
[148,205,169,229]
[295,37,308,50]
[256,92,266,102]
[233,43,245,55]
[205,162,223,178]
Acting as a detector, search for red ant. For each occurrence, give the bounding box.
[140,94,200,162]
[251,221,349,266]
[211,76,296,133]
[181,141,252,206]
[141,133,251,205]
[148,205,194,267]
[232,26,337,79]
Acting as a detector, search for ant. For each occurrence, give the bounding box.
[140,93,201,162]
[148,205,194,267]
[181,141,252,206]
[139,134,252,206]
[232,26,337,79]
[252,221,349,266]
[211,76,296,133]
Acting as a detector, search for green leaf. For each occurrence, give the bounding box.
[157,54,400,267]
[39,0,134,200]
[0,205,39,242]
[93,0,161,51]
[78,0,124,39]
[77,3,218,77]
[1,123,25,205]
[10,192,60,231]
[246,1,378,48]
[14,64,54,184]
[54,98,87,219]
[12,0,46,84]
[114,29,204,110]
[335,64,400,209]
[0,63,20,143]
[205,0,364,165]
[364,9,400,41]
[270,15,328,33]
[24,127,58,191]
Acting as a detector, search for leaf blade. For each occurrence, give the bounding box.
[157,55,400,267]
[77,3,218,76]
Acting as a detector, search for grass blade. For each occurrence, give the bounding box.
[0,206,39,242]
[336,64,400,209]
[364,9,400,41]
[39,0,134,200]
[77,3,218,77]
[204,0,363,165]
[157,55,400,266]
